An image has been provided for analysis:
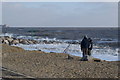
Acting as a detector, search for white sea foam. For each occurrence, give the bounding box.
[1,33,119,61]
[0,33,14,38]
[0,33,118,44]
[12,43,119,61]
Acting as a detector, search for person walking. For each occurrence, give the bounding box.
[80,36,89,61]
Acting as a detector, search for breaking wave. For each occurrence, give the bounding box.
[1,33,119,61]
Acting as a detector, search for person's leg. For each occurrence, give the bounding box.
[85,48,88,56]
[81,49,86,61]
[82,49,85,57]
[88,50,91,56]
[89,50,91,56]
[84,48,88,60]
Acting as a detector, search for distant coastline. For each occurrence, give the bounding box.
[3,26,118,28]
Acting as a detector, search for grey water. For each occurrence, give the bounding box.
[1,26,119,61]
[2,27,118,48]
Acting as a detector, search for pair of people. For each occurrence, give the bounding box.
[80,36,93,60]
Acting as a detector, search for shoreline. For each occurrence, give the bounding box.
[1,44,119,78]
[1,36,119,61]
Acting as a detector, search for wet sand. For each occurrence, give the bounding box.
[1,44,119,78]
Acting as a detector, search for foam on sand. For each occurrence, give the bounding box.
[12,43,119,61]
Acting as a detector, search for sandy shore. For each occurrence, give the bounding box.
[1,44,119,78]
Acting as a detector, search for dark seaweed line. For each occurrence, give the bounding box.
[1,66,36,80]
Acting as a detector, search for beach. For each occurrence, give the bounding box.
[1,44,119,78]
[1,2,119,79]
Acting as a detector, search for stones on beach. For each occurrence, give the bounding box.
[2,39,10,45]
[6,37,14,42]
[11,40,20,45]
[0,36,39,45]
[27,40,34,44]
[92,58,101,62]
[31,40,38,44]
[42,40,61,44]
[0,35,81,45]
[50,52,55,53]
[67,55,73,59]
[0,36,63,45]
[19,39,29,44]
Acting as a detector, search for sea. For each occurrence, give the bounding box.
[0,27,119,61]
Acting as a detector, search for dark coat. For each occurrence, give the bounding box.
[81,38,89,49]
[88,38,93,50]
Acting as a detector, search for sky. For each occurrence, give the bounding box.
[0,2,2,25]
[2,2,118,27]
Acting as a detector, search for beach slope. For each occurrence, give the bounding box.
[1,44,119,78]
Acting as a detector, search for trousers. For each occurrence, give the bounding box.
[82,48,88,57]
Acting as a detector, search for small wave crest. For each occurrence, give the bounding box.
[1,33,119,61]
[12,43,119,61]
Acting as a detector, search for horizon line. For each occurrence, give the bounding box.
[6,26,119,28]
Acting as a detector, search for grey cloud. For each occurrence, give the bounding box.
[2,2,118,27]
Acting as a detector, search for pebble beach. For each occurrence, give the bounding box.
[1,44,119,78]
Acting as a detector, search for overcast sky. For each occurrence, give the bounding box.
[2,2,118,27]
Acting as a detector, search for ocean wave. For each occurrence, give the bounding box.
[1,33,119,61]
[12,43,119,61]
[0,33,118,44]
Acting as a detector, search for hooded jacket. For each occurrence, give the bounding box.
[81,37,89,49]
